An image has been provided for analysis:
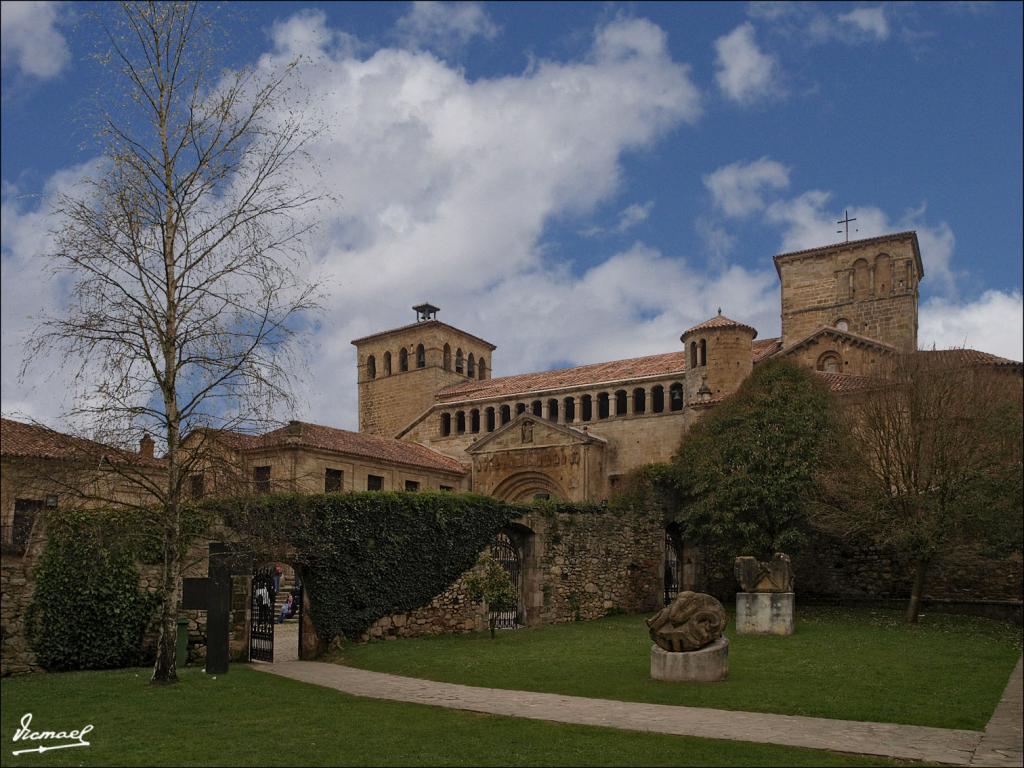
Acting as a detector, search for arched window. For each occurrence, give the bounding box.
[835,318,849,332]
[456,411,466,434]
[563,397,576,423]
[478,358,486,380]
[853,258,870,300]
[467,353,476,378]
[547,398,558,422]
[874,253,892,296]
[455,348,464,374]
[501,404,512,424]
[471,409,480,433]
[443,344,451,371]
[817,352,842,374]
[597,392,610,419]
[651,385,664,413]
[486,407,496,432]
[516,403,527,415]
[440,413,451,437]
[531,400,542,417]
[367,355,376,380]
[699,339,707,367]
[383,351,392,376]
[615,389,627,416]
[581,394,592,421]
[416,343,426,368]
[399,347,409,372]
[690,341,697,369]
[633,388,646,414]
[669,382,684,411]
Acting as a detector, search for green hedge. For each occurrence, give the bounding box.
[26,509,159,671]
[208,491,519,641]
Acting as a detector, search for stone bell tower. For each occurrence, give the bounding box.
[351,304,497,437]
[681,311,756,405]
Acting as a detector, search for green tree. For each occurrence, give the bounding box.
[667,360,841,560]
[465,554,520,639]
[815,353,1023,623]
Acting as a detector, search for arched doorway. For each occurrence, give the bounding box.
[490,531,523,629]
[491,471,567,501]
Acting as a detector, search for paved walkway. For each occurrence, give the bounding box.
[971,657,1023,767]
[256,660,1012,765]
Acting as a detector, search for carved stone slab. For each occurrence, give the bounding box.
[734,553,794,593]
[645,591,727,652]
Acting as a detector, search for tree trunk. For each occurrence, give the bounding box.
[905,559,929,624]
[151,529,181,683]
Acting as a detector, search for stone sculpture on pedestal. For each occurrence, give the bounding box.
[646,591,729,682]
[734,553,795,635]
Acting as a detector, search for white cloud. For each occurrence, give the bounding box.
[581,200,654,238]
[394,1,499,54]
[713,22,781,105]
[0,0,70,79]
[838,7,889,42]
[765,191,957,294]
[695,218,737,265]
[919,290,1023,359]
[4,16,714,429]
[703,157,790,217]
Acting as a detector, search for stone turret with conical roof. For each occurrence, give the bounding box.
[680,309,757,405]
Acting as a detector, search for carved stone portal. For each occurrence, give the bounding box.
[734,553,794,593]
[646,591,727,652]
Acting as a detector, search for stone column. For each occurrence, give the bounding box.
[624,391,634,417]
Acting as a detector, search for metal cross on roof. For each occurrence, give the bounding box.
[837,210,858,242]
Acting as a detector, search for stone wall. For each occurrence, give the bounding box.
[362,504,665,641]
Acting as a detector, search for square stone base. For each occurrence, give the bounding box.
[735,592,794,635]
[650,638,729,682]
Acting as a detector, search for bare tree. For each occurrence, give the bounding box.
[815,352,1023,623]
[23,1,322,682]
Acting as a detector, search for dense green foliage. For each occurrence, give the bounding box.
[0,667,908,768]
[26,509,159,671]
[338,607,1022,730]
[464,554,519,638]
[663,360,840,558]
[208,491,518,641]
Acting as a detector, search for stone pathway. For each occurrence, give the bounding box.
[971,657,1023,768]
[257,661,997,765]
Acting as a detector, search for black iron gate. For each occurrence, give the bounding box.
[491,532,522,629]
[250,568,275,662]
[664,531,680,606]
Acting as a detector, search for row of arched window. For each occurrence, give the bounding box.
[439,382,685,437]
[850,253,906,300]
[366,344,425,379]
[365,343,487,380]
[442,344,486,380]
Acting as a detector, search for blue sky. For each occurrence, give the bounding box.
[2,1,1022,428]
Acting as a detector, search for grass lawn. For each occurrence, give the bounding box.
[334,606,1023,730]
[0,666,919,767]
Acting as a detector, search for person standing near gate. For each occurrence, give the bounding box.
[256,580,271,623]
[273,564,282,594]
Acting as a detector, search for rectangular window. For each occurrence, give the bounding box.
[7,499,43,555]
[404,480,420,492]
[190,473,205,499]
[440,485,454,492]
[325,468,343,493]
[367,475,384,491]
[253,466,271,493]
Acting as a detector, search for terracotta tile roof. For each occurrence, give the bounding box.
[683,312,757,338]
[753,338,782,363]
[814,371,880,393]
[772,231,923,278]
[350,319,496,350]
[917,349,1022,368]
[251,421,466,475]
[0,417,165,467]
[437,351,688,403]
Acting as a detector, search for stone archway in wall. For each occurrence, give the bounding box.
[491,471,568,502]
[497,522,540,627]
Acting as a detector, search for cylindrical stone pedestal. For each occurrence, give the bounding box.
[735,592,794,635]
[650,637,729,682]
